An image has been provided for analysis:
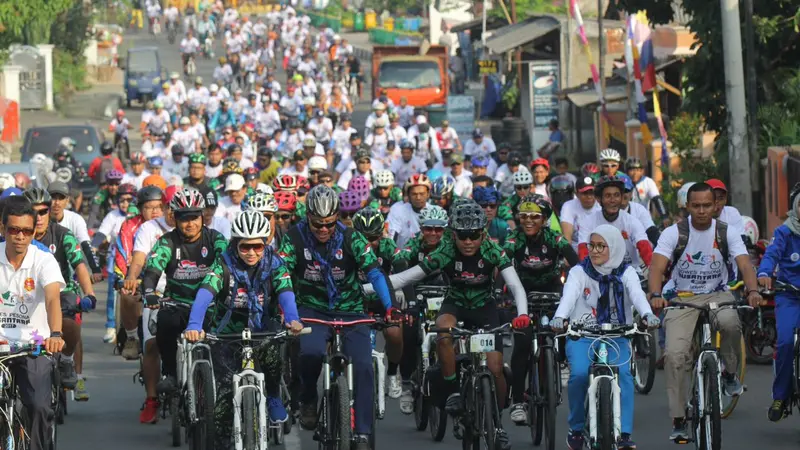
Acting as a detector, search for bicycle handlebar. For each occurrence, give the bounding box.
[761,280,800,297]
[557,322,648,339]
[202,327,312,342]
[663,300,753,313]
[429,323,512,336]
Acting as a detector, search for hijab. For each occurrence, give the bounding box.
[785,193,800,236]
[580,224,628,324]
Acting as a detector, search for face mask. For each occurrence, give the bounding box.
[420,133,427,140]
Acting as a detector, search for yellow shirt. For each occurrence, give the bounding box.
[258,159,282,186]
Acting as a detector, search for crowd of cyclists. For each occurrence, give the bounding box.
[0,3,798,450]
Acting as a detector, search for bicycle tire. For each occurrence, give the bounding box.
[190,363,215,450]
[369,360,378,450]
[633,332,657,394]
[51,367,64,426]
[242,385,258,450]
[478,377,498,450]
[541,347,558,450]
[720,336,746,419]
[14,405,31,450]
[413,346,428,431]
[793,330,800,414]
[171,394,181,447]
[701,355,722,450]
[528,354,542,445]
[335,374,352,450]
[597,377,614,450]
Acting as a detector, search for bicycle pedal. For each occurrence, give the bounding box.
[742,384,748,392]
[672,437,692,445]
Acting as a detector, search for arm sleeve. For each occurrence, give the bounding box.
[500,266,527,316]
[187,288,214,330]
[366,268,392,310]
[142,238,171,294]
[727,223,749,259]
[278,291,300,323]
[758,226,786,277]
[553,266,583,319]
[82,241,102,274]
[362,265,428,295]
[645,226,660,247]
[71,214,92,243]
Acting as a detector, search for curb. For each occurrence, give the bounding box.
[61,93,124,120]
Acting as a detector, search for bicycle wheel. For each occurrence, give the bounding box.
[633,332,657,394]
[596,377,615,450]
[171,394,181,447]
[528,354,542,445]
[477,377,497,450]
[700,355,722,450]
[720,335,746,418]
[242,385,259,450]
[369,360,378,450]
[541,347,558,450]
[190,364,215,450]
[413,347,428,431]
[51,366,64,426]
[335,374,352,450]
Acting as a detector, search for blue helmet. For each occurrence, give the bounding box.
[472,186,502,205]
[426,168,444,181]
[148,156,164,167]
[431,175,456,200]
[616,173,635,192]
[0,187,23,199]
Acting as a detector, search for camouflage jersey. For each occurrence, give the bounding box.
[294,201,307,220]
[142,227,228,305]
[419,237,512,309]
[503,227,576,291]
[368,187,403,216]
[358,238,397,308]
[278,222,379,313]
[35,222,84,295]
[394,232,453,269]
[498,193,522,221]
[200,250,293,333]
[89,189,117,229]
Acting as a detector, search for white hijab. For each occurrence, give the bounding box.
[590,224,627,275]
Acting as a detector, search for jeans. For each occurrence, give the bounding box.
[13,357,53,450]
[155,306,190,378]
[566,337,634,434]
[298,306,374,435]
[773,292,800,401]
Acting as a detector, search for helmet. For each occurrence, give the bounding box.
[625,157,643,170]
[256,184,274,195]
[243,192,278,213]
[353,208,384,237]
[742,216,759,246]
[431,176,456,200]
[425,168,443,181]
[404,173,431,193]
[373,170,395,188]
[339,190,362,213]
[347,176,371,199]
[616,173,635,192]
[599,148,621,162]
[231,210,271,239]
[149,156,164,167]
[189,153,207,165]
[530,158,550,171]
[171,144,185,155]
[677,182,697,209]
[30,153,48,167]
[222,159,243,175]
[243,167,260,181]
[306,185,339,218]
[169,187,205,212]
[518,193,552,217]
[449,201,487,231]
[55,147,70,160]
[308,156,328,171]
[549,175,575,194]
[117,183,137,199]
[100,141,114,155]
[580,162,600,177]
[59,137,76,150]
[131,152,147,164]
[137,185,164,204]
[14,173,30,189]
[0,173,15,190]
[419,205,449,227]
[274,191,298,212]
[513,169,533,186]
[23,187,52,206]
[273,174,299,191]
[399,139,414,150]
[143,175,167,190]
[594,175,626,197]
[472,186,502,205]
[106,170,124,182]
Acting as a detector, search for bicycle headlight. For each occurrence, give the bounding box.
[153,77,161,84]
[129,80,138,87]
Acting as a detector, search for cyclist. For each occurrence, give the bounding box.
[473,186,509,244]
[368,170,402,216]
[338,190,362,228]
[180,29,200,76]
[183,153,210,189]
[25,188,98,401]
[759,183,800,421]
[88,141,125,185]
[625,157,668,220]
[109,109,132,159]
[618,173,660,246]
[184,211,303,446]
[141,187,227,395]
[89,170,124,229]
[430,175,456,212]
[706,178,747,241]
[551,224,660,450]
[549,174,575,217]
[599,148,622,176]
[560,176,599,251]
[498,169,534,229]
[387,174,432,247]
[530,158,551,199]
[504,194,578,424]
[242,192,278,244]
[278,185,395,449]
[647,182,762,441]
[121,152,150,189]
[47,181,103,284]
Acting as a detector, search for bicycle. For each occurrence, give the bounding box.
[663,299,752,449]
[630,310,657,395]
[759,280,800,419]
[177,333,216,450]
[558,322,649,450]
[410,285,447,440]
[429,322,513,449]
[205,327,310,450]
[0,341,54,450]
[186,54,197,79]
[52,302,84,426]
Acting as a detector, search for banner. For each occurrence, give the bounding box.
[529,61,560,129]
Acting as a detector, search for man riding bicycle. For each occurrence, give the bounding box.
[345,53,363,98]
[180,30,200,77]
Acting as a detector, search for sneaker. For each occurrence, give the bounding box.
[103,327,117,344]
[139,397,159,424]
[509,403,527,425]
[768,399,787,422]
[156,375,177,395]
[74,378,89,402]
[387,375,402,399]
[399,389,413,415]
[669,418,689,442]
[560,363,570,389]
[353,434,370,450]
[722,372,744,397]
[566,429,584,450]
[58,358,78,389]
[298,403,318,430]
[267,396,288,423]
[121,338,141,360]
[656,355,665,370]
[496,428,512,450]
[618,433,637,449]
[445,392,464,416]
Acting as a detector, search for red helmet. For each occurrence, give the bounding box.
[296,176,310,190]
[274,191,298,211]
[404,173,431,193]
[273,174,299,191]
[581,162,600,177]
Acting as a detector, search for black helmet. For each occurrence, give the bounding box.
[353,208,384,238]
[449,200,487,231]
[306,185,339,218]
[171,144,185,155]
[594,175,626,197]
[137,185,164,204]
[24,187,52,206]
[55,147,70,160]
[625,157,643,170]
[100,141,114,155]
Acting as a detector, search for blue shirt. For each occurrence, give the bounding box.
[0,237,50,253]
[549,129,564,143]
[757,225,800,286]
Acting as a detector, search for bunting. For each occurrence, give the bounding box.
[624,15,653,145]
[569,0,609,123]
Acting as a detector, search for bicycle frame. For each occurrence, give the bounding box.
[177,337,216,424]
[370,329,386,419]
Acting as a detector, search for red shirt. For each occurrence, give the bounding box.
[88,155,125,181]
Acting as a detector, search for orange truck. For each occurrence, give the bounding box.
[371,44,449,108]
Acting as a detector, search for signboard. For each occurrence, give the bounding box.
[478,59,498,75]
[445,95,475,141]
[529,61,560,129]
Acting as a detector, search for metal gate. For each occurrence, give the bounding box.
[10,46,46,110]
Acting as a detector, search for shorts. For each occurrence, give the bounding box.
[60,292,82,326]
[437,301,500,330]
[142,307,157,343]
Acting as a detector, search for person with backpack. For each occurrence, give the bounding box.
[88,141,125,185]
[647,182,762,442]
[88,170,124,230]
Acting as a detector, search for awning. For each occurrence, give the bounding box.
[566,84,628,108]
[485,16,560,54]
[450,17,506,34]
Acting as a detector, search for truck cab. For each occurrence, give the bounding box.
[371,45,449,108]
[122,46,164,108]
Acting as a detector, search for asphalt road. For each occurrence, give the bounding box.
[55,26,800,450]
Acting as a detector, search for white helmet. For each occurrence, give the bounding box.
[231,210,271,239]
[256,183,273,195]
[0,173,15,190]
[374,170,395,188]
[599,148,621,162]
[513,168,533,186]
[30,153,48,166]
[419,205,448,227]
[676,182,696,209]
[244,192,278,213]
[308,156,328,171]
[742,216,759,246]
[209,83,219,93]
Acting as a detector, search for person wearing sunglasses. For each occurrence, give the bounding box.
[88,169,124,230]
[503,195,579,425]
[551,225,659,450]
[141,187,227,397]
[599,148,622,177]
[431,174,457,212]
[473,186,510,245]
[184,211,303,446]
[24,188,98,403]
[278,185,395,449]
[367,170,402,216]
[183,153,210,190]
[498,168,534,229]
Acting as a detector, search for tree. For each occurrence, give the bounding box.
[0,0,74,49]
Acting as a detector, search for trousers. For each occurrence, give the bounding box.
[773,292,800,401]
[13,357,53,450]
[156,306,190,378]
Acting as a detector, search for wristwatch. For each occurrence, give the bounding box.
[50,332,63,338]
[649,293,662,299]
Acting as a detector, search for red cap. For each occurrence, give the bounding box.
[705,178,727,192]
[530,158,550,171]
[164,185,179,204]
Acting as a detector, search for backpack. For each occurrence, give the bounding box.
[96,157,116,185]
[668,219,730,275]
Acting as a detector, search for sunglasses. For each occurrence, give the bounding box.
[518,212,543,221]
[276,213,293,221]
[310,219,337,230]
[6,226,35,237]
[377,186,390,191]
[515,185,531,190]
[34,209,50,217]
[175,213,202,222]
[309,170,321,176]
[357,159,370,164]
[422,226,445,233]
[118,197,134,203]
[480,203,498,209]
[238,242,266,253]
[455,230,483,241]
[602,164,619,169]
[107,182,121,187]
[588,242,608,253]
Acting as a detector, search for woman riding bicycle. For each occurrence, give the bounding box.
[184,210,303,449]
[551,224,659,450]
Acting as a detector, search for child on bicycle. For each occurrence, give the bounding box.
[552,224,659,450]
[759,183,800,421]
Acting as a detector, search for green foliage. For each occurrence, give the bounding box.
[52,48,89,107]
[502,85,519,110]
[489,0,568,20]
[757,70,800,158]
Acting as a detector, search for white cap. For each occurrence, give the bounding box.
[225,173,246,191]
[256,183,273,194]
[179,116,190,125]
[308,156,328,170]
[209,83,219,92]
[374,118,387,128]
[416,115,428,124]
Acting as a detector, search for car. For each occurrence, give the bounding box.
[121,46,164,108]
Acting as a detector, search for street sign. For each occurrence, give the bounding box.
[529,61,560,129]
[478,59,498,74]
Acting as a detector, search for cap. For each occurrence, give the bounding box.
[225,173,246,191]
[706,178,728,192]
[471,156,490,168]
[179,117,190,125]
[441,120,450,126]
[315,109,324,117]
[0,188,22,199]
[509,155,522,166]
[472,128,484,138]
[349,131,361,140]
[308,156,328,171]
[374,118,387,128]
[450,154,465,165]
[257,147,272,157]
[374,103,386,111]
[47,181,70,196]
[355,149,370,161]
[576,176,596,193]
[416,116,427,124]
[293,149,307,161]
[303,136,317,147]
[194,76,203,84]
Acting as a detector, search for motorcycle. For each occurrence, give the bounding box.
[742,239,776,365]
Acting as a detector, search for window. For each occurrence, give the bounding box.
[128,51,159,75]
[378,60,441,90]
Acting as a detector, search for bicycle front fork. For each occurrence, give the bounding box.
[586,374,622,444]
[232,370,267,450]
[373,350,386,419]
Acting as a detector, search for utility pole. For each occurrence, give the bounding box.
[510,0,522,85]
[721,0,753,216]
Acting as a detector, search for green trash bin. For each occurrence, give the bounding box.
[354,12,365,31]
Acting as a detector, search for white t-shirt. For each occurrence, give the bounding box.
[97,210,128,243]
[0,243,65,342]
[58,210,91,243]
[390,157,428,189]
[215,196,243,223]
[463,138,496,158]
[632,176,660,210]
[627,202,655,230]
[577,210,648,266]
[559,198,600,250]
[134,217,173,255]
[210,216,231,240]
[122,171,151,190]
[654,218,748,295]
[387,202,422,248]
[719,206,745,238]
